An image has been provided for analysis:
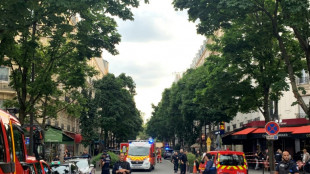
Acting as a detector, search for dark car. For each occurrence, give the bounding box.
[163,149,174,159]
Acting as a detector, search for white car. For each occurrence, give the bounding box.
[65,158,95,174]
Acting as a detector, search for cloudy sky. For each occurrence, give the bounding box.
[103,0,205,122]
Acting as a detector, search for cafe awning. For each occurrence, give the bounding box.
[44,127,62,143]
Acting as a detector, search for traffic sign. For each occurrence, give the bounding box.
[266,135,278,140]
[265,121,280,135]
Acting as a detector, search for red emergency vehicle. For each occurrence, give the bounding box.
[0,109,29,174]
[207,150,248,174]
[122,140,156,171]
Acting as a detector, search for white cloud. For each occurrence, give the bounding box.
[103,0,205,122]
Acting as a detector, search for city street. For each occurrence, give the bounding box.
[95,159,271,174]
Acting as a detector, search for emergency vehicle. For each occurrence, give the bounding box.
[123,140,156,171]
[207,150,248,174]
[0,109,29,174]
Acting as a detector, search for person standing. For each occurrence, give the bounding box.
[171,151,179,173]
[203,154,214,174]
[303,149,310,164]
[112,153,131,174]
[275,149,283,164]
[101,152,111,174]
[195,150,201,173]
[199,154,207,174]
[275,151,299,174]
[179,149,188,174]
[82,149,92,159]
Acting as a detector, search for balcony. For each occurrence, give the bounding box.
[0,82,15,93]
[297,77,310,85]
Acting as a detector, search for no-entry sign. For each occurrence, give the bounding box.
[265,121,280,135]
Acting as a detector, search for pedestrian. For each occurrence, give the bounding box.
[195,150,201,173]
[171,151,179,173]
[275,151,299,174]
[275,149,283,164]
[112,153,131,174]
[64,148,71,158]
[53,155,60,161]
[303,149,310,164]
[296,160,304,173]
[156,148,162,163]
[82,149,92,159]
[199,154,207,174]
[179,149,188,174]
[254,152,260,170]
[101,152,111,174]
[203,153,214,174]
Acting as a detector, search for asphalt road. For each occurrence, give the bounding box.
[95,159,269,174]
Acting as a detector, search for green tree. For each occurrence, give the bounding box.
[94,73,142,148]
[172,0,309,116]
[0,0,147,125]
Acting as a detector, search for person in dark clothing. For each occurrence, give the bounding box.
[82,149,92,159]
[171,151,179,173]
[179,149,188,174]
[195,150,201,173]
[275,149,283,164]
[203,154,214,174]
[112,153,131,174]
[275,151,299,174]
[101,152,111,174]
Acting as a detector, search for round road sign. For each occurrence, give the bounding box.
[265,121,280,135]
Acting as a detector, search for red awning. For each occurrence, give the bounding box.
[252,127,301,134]
[74,134,82,143]
[292,125,310,134]
[233,128,257,135]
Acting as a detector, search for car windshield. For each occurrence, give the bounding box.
[71,160,89,169]
[219,154,245,166]
[51,165,70,174]
[128,146,149,156]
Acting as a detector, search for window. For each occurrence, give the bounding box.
[67,125,70,131]
[61,124,64,129]
[227,126,230,131]
[35,162,43,174]
[239,122,243,127]
[0,67,9,81]
[55,121,59,127]
[42,163,50,173]
[72,127,75,132]
[47,119,51,125]
[0,123,5,162]
[5,124,13,162]
[13,126,25,162]
[233,124,236,129]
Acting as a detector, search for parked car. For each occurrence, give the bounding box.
[207,150,248,174]
[27,156,52,174]
[50,162,78,174]
[65,157,95,174]
[163,149,174,159]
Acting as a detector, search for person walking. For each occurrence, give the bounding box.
[112,153,131,174]
[275,151,299,174]
[172,151,179,173]
[179,149,188,174]
[101,152,111,174]
[303,149,310,164]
